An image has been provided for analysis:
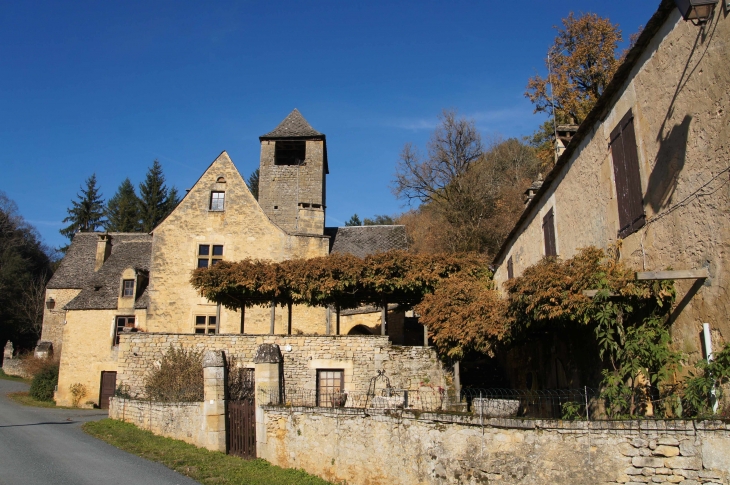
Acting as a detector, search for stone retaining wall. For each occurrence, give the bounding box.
[261,406,730,485]
[109,397,205,447]
[117,333,450,398]
[1,359,33,379]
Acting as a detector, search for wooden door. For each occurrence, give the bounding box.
[228,368,256,459]
[99,371,117,409]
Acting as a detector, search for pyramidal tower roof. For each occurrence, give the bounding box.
[260,109,324,139]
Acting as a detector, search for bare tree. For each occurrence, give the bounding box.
[393,109,483,205]
[14,273,48,337]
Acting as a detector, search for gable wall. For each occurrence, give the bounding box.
[494,10,730,361]
[146,152,329,336]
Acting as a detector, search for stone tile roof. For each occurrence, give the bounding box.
[48,233,152,289]
[63,236,152,310]
[324,225,408,258]
[260,109,324,139]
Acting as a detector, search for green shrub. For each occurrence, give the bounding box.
[682,342,730,418]
[29,363,59,402]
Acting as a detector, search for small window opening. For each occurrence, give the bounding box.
[210,191,225,211]
[122,279,135,297]
[195,315,217,334]
[275,141,306,166]
[198,244,223,268]
[216,176,226,183]
[274,206,278,210]
[115,316,135,345]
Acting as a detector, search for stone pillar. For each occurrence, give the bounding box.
[3,341,13,361]
[202,350,226,452]
[254,343,282,460]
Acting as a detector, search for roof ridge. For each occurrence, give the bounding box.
[260,109,323,139]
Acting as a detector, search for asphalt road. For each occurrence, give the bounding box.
[0,379,200,485]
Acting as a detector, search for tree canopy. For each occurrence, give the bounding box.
[526,12,623,125]
[139,160,180,232]
[246,168,259,200]
[190,251,489,312]
[59,173,105,247]
[394,113,540,256]
[105,178,142,232]
[0,192,55,350]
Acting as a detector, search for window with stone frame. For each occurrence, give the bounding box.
[195,315,217,334]
[210,191,225,211]
[197,244,223,268]
[114,316,135,345]
[122,279,135,297]
[316,369,345,407]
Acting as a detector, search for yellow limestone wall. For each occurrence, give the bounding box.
[39,288,81,355]
[145,151,329,336]
[56,307,147,407]
[494,10,730,360]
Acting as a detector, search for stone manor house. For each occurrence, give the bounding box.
[40,110,413,407]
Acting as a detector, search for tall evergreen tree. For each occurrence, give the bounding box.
[105,178,142,232]
[60,173,105,246]
[246,168,259,200]
[139,160,178,232]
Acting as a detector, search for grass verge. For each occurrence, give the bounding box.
[6,391,78,410]
[84,419,334,485]
[0,369,30,383]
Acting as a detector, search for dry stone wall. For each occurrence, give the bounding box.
[261,407,730,485]
[108,397,205,447]
[117,333,450,398]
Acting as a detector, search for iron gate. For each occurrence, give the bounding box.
[227,367,256,459]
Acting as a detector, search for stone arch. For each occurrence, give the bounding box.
[347,325,373,336]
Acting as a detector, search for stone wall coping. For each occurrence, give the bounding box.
[254,344,283,363]
[203,350,225,368]
[261,405,730,433]
[120,332,390,339]
[111,397,203,407]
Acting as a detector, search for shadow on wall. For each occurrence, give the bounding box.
[645,115,692,213]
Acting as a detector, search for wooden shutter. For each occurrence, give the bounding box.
[507,256,514,279]
[543,208,557,257]
[611,110,645,238]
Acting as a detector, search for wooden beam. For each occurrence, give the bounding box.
[636,268,709,281]
[582,290,617,297]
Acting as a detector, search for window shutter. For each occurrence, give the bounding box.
[611,110,645,238]
[543,208,557,257]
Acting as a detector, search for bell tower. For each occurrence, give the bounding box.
[258,109,328,235]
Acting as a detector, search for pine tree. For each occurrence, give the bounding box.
[139,160,178,232]
[246,168,259,200]
[105,178,141,232]
[60,174,105,245]
[345,214,362,226]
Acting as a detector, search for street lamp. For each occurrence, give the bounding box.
[675,0,719,24]
[45,297,55,310]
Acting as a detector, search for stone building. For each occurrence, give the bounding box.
[43,110,411,407]
[492,0,729,373]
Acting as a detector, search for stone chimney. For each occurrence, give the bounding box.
[95,234,112,271]
[524,174,544,207]
[555,125,578,161]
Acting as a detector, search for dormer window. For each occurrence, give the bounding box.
[210,191,225,211]
[122,279,135,297]
[275,141,306,165]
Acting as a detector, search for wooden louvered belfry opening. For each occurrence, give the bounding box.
[611,109,646,238]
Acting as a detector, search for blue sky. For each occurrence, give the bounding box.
[0,0,659,250]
